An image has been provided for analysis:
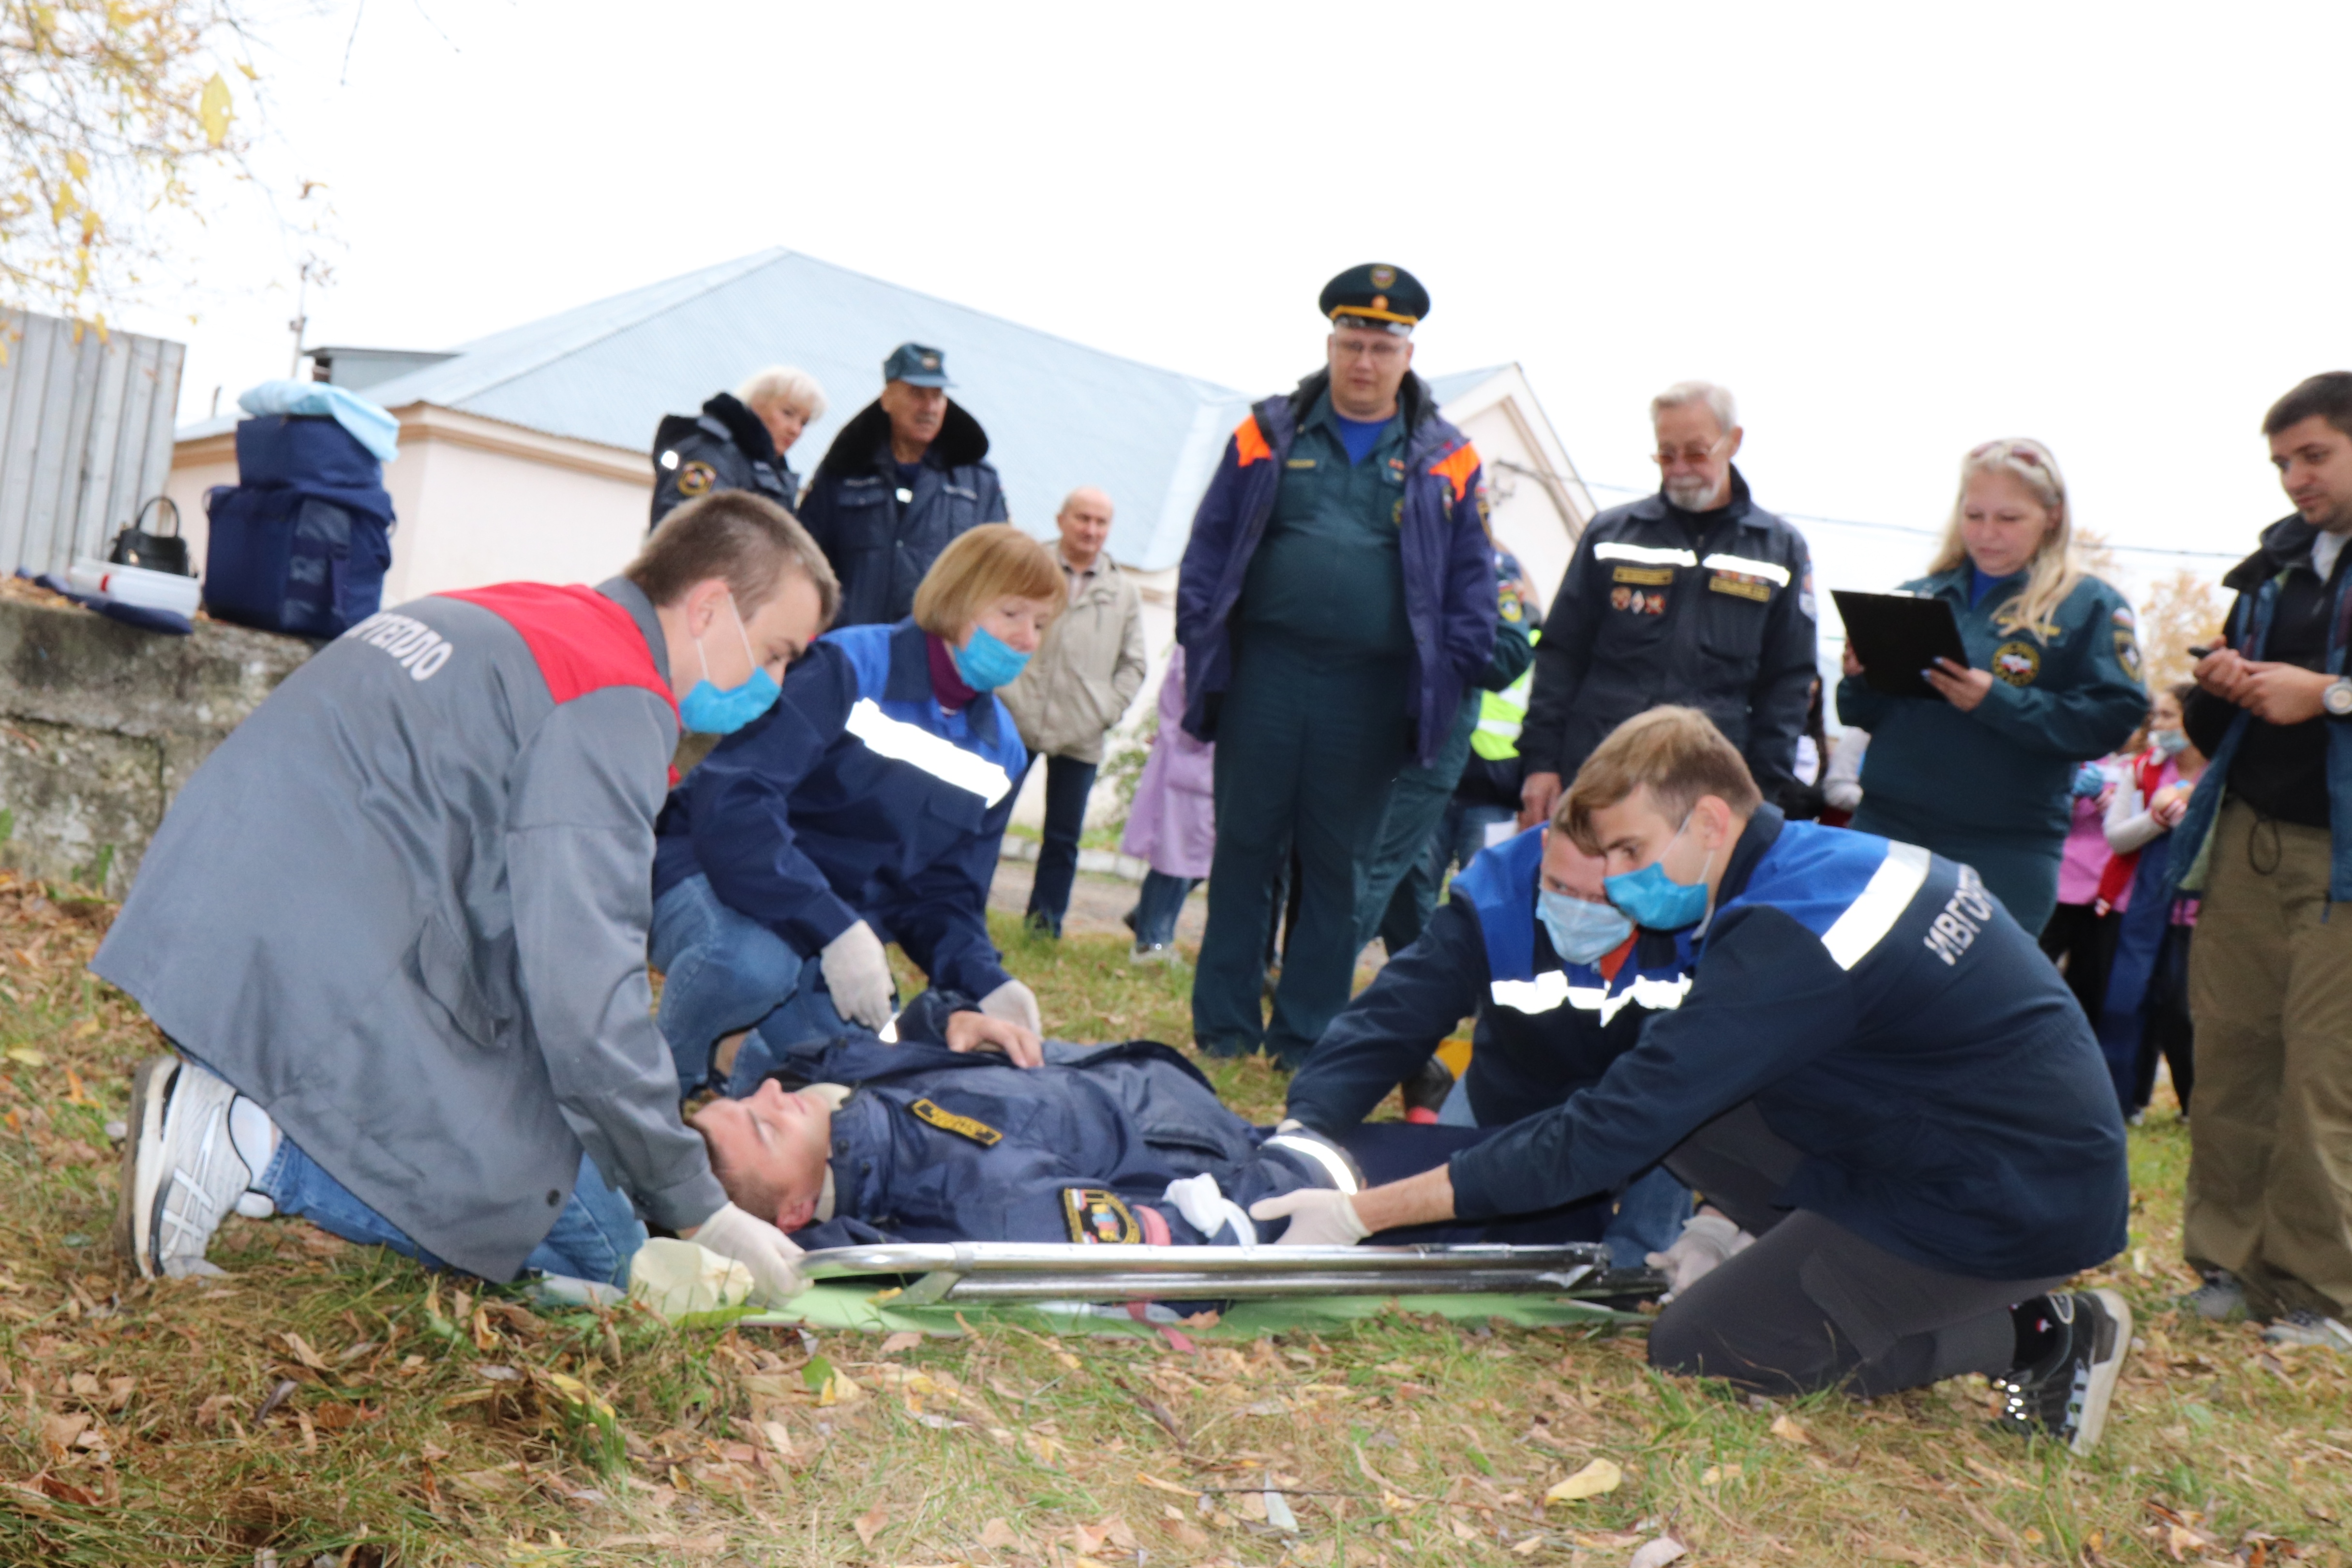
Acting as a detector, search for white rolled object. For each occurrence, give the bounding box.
[69,557,203,617]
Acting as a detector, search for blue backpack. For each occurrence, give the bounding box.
[203,415,396,639]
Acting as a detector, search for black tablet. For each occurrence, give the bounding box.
[1831,590,1970,701]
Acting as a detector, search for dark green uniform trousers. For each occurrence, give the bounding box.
[1194,636,1410,1064]
[1353,693,1479,954]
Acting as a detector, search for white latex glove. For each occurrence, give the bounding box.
[686,1201,809,1305]
[978,977,1043,1038]
[1248,1188,1370,1247]
[821,920,895,1030]
[1645,1211,1753,1296]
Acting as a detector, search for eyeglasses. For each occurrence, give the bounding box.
[1333,337,1407,362]
[1653,434,1730,469]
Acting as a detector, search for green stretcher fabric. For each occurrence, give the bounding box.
[731,1285,1648,1338]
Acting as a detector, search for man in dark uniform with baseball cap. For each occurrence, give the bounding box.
[799,343,1008,627]
[1175,265,1498,1065]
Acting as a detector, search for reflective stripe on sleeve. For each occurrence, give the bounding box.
[1594,542,1698,568]
[844,698,1014,806]
[1820,842,1933,970]
[1263,1135,1363,1195]
[1598,973,1692,1025]
[1489,971,1602,1014]
[1700,553,1792,586]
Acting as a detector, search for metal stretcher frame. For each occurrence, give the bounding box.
[794,1240,1623,1306]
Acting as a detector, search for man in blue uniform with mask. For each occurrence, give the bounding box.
[1253,706,2135,1454]
[1283,825,1693,1269]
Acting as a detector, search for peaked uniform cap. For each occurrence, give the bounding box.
[1320,263,1430,329]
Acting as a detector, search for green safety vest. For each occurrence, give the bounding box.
[1470,628,1538,761]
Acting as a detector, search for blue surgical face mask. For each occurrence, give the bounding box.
[1602,812,1717,933]
[952,623,1031,691]
[1538,888,1634,966]
[678,594,783,735]
[2153,728,2190,757]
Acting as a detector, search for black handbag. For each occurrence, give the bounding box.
[107,496,193,577]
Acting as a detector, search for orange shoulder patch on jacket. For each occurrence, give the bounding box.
[1428,442,1481,502]
[1233,415,1272,467]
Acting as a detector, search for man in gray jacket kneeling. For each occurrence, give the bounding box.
[98,492,836,1303]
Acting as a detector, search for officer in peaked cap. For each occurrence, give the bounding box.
[1173,264,1499,1067]
[798,341,1007,626]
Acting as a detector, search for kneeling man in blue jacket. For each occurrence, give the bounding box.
[1252,706,2135,1453]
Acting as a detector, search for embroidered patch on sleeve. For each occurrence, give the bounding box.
[1063,1188,1140,1244]
[908,1098,1002,1147]
[676,461,717,497]
[2113,628,2143,683]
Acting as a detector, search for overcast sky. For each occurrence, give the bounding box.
[129,1,2351,617]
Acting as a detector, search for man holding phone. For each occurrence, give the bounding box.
[2171,372,2352,1350]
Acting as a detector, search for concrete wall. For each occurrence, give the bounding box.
[0,591,311,895]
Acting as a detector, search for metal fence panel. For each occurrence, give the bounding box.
[0,310,186,578]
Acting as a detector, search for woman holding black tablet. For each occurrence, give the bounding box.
[1835,438,2146,935]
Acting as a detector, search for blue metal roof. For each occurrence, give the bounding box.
[179,251,1514,572]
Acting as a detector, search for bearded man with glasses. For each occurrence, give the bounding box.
[1516,381,1818,831]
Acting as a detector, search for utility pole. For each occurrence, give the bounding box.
[287,259,316,378]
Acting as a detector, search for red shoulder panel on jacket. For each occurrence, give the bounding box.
[1233,415,1272,467]
[443,583,680,716]
[1428,442,1482,503]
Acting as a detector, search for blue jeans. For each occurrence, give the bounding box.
[1129,870,1198,949]
[1607,1164,1696,1271]
[1436,800,1517,882]
[650,873,860,1098]
[1024,755,1099,937]
[257,1140,645,1287]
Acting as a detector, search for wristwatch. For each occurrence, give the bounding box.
[2326,677,2352,718]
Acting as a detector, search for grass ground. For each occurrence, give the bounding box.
[1,881,2346,1566]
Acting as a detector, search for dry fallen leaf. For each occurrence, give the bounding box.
[978,1517,1023,1550]
[758,1419,796,1465]
[852,1504,888,1548]
[1544,1456,1623,1503]
[879,1329,924,1355]
[1629,1537,1689,1568]
[39,1410,91,1454]
[1769,1413,1812,1445]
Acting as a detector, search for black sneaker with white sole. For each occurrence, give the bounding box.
[114,1055,256,1280]
[1989,1288,2132,1455]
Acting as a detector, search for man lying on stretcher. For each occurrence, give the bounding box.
[688,989,1612,1255]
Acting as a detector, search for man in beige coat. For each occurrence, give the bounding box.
[1003,488,1149,936]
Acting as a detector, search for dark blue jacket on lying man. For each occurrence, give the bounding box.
[759,993,1607,1251]
[653,618,1026,1002]
[1445,808,2130,1281]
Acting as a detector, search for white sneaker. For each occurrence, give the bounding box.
[114,1056,258,1279]
[2262,1310,2352,1352]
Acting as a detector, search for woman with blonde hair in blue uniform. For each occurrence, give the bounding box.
[1836,439,2146,935]
[649,523,1065,1096]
